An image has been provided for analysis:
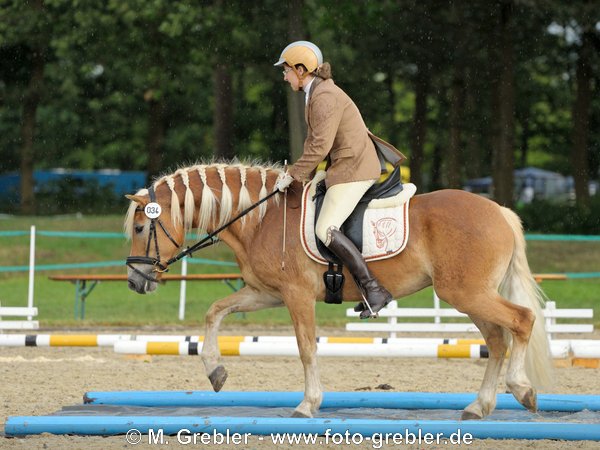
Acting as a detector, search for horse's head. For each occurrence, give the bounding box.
[124,162,284,293]
[124,187,184,294]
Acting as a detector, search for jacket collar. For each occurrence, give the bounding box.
[305,77,325,122]
[306,76,324,98]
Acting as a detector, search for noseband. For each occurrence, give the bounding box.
[126,185,181,283]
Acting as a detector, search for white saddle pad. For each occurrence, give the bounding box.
[300,171,416,265]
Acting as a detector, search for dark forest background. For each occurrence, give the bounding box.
[0,0,598,228]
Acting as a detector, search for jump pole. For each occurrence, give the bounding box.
[83,390,600,412]
[5,415,600,440]
[0,334,134,347]
[0,334,490,347]
[2,334,595,359]
[112,340,571,359]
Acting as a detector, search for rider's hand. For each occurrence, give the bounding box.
[275,172,294,192]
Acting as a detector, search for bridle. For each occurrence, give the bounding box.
[126,184,280,284]
[125,185,182,283]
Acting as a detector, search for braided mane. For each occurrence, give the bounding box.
[124,161,283,238]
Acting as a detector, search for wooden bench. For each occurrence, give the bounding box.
[0,303,39,331]
[49,273,244,320]
[346,300,593,341]
[533,273,568,283]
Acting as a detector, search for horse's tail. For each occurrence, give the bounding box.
[498,207,554,389]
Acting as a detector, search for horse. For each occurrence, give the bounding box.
[124,161,553,420]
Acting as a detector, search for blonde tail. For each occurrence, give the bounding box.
[498,207,554,389]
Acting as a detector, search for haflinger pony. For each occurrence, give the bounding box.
[124,161,553,420]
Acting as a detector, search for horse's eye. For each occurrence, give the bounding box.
[134,225,144,234]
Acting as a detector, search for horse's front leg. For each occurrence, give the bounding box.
[282,289,322,418]
[201,286,283,391]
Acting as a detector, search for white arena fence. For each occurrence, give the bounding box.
[0,302,38,332]
[346,300,593,342]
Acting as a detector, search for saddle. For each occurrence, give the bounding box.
[313,166,403,263]
[300,167,416,304]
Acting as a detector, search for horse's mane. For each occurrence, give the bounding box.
[124,161,284,238]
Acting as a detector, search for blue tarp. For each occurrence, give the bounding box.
[0,169,147,203]
[463,167,569,201]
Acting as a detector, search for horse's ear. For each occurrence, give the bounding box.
[125,194,149,206]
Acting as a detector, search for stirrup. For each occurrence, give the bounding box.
[357,287,392,319]
[359,298,391,319]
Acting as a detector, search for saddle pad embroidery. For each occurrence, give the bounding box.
[300,173,416,265]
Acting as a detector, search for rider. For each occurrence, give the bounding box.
[274,40,403,319]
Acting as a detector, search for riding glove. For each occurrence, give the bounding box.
[275,172,294,192]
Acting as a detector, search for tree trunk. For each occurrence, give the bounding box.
[445,1,466,189]
[19,47,44,215]
[570,30,592,207]
[145,94,166,182]
[430,144,442,191]
[490,0,515,207]
[409,66,429,190]
[286,0,306,163]
[386,68,398,146]
[446,71,465,189]
[464,70,483,180]
[214,63,234,160]
[519,110,530,168]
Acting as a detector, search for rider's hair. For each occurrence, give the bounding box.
[314,62,332,80]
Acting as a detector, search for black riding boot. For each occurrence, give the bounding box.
[326,228,393,319]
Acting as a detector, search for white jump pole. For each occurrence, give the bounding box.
[27,225,36,320]
[178,256,188,320]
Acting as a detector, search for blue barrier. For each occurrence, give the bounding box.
[0,231,29,237]
[0,261,125,273]
[0,230,208,239]
[5,415,600,439]
[0,230,237,272]
[84,390,600,412]
[526,234,600,242]
[1,230,597,273]
[2,230,599,240]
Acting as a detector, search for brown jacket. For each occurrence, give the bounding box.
[289,78,404,188]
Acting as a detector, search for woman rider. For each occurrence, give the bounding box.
[274,41,404,319]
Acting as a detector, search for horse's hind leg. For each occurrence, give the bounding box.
[442,290,537,417]
[504,313,538,413]
[201,286,283,391]
[462,318,508,420]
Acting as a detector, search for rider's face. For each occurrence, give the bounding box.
[283,65,303,91]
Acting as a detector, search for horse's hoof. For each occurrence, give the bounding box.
[521,388,537,412]
[461,410,483,421]
[291,409,312,418]
[208,365,228,392]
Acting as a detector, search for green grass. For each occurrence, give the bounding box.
[1,214,599,327]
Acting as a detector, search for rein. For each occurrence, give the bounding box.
[126,187,280,282]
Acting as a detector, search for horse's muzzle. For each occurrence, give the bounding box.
[126,263,159,294]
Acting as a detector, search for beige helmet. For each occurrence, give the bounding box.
[274,41,323,73]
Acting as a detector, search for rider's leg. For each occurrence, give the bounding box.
[315,180,393,319]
